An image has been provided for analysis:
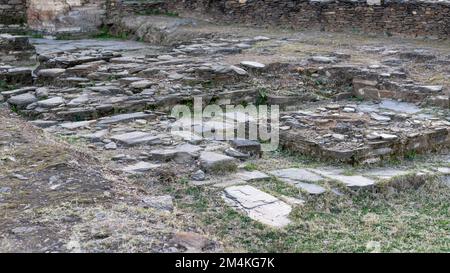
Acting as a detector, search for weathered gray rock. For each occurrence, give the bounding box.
[417,85,443,93]
[7,93,37,108]
[270,168,326,194]
[122,161,160,173]
[310,56,336,63]
[240,61,266,69]
[230,139,261,157]
[365,168,409,179]
[98,112,155,125]
[104,142,117,150]
[223,185,292,228]
[1,87,36,99]
[80,129,108,142]
[111,131,160,146]
[379,100,420,114]
[295,182,327,195]
[370,113,391,122]
[199,151,237,174]
[37,97,65,108]
[60,120,95,130]
[140,195,174,211]
[238,170,270,182]
[311,169,375,188]
[191,170,206,181]
[269,168,323,182]
[30,120,58,128]
[130,80,155,89]
[224,148,250,160]
[35,87,49,99]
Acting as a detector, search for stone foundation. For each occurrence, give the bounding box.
[0,0,27,25]
[165,0,450,38]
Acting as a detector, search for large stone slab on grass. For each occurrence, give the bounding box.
[37,68,66,78]
[270,168,326,194]
[365,168,409,180]
[295,182,327,195]
[199,152,237,174]
[223,185,291,228]
[311,169,375,188]
[238,170,270,182]
[111,131,160,146]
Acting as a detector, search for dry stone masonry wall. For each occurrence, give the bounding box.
[0,0,27,25]
[165,0,450,38]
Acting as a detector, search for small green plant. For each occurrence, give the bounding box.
[243,162,258,171]
[405,150,418,161]
[10,105,19,113]
[92,25,132,40]
[256,88,268,105]
[0,80,15,91]
[138,9,179,17]
[350,95,365,102]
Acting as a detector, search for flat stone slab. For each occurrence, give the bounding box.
[60,120,96,130]
[7,93,37,107]
[171,130,203,144]
[223,185,292,228]
[310,56,336,63]
[122,161,160,173]
[140,195,173,211]
[269,168,323,182]
[240,61,266,69]
[311,169,375,188]
[379,99,421,114]
[295,182,327,195]
[199,151,237,174]
[98,112,155,125]
[213,179,247,188]
[238,170,270,182]
[365,168,409,179]
[111,131,160,146]
[37,97,65,108]
[269,168,326,194]
[436,167,450,175]
[37,68,66,78]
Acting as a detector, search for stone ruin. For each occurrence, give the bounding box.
[0,0,449,234]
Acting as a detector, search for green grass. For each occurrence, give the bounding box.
[165,172,450,252]
[137,9,179,17]
[243,162,258,171]
[0,80,16,91]
[90,26,130,40]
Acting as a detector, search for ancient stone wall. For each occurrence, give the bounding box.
[0,0,27,25]
[105,0,167,21]
[27,0,106,33]
[164,0,450,38]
